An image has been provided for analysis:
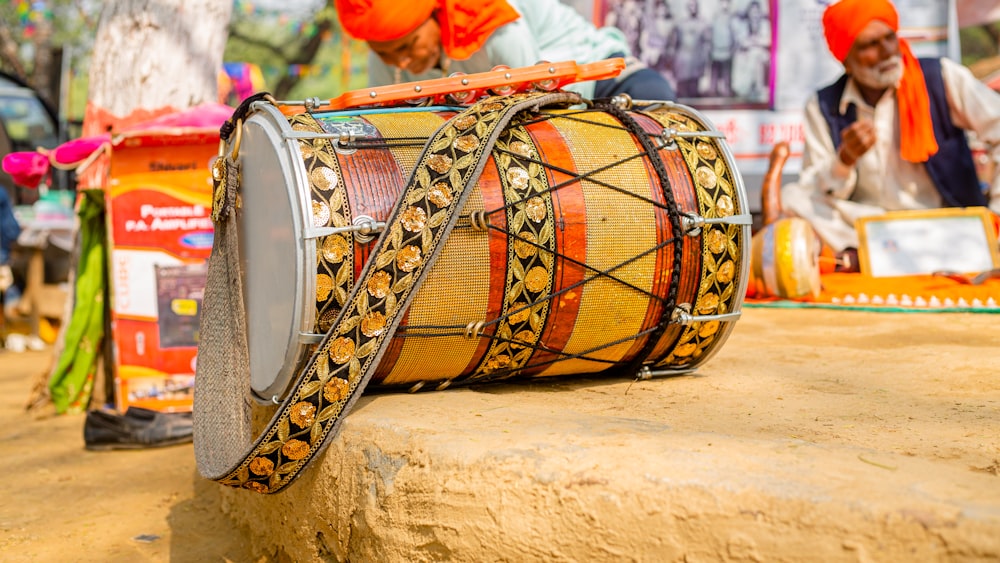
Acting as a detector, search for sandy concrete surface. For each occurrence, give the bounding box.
[0,350,257,563]
[2,307,999,561]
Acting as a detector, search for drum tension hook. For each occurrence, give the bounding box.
[634,364,698,380]
[352,215,385,243]
[304,97,322,112]
[336,131,357,154]
[309,216,386,243]
[659,127,727,151]
[610,93,633,110]
[660,127,680,150]
[681,212,754,236]
[670,304,743,326]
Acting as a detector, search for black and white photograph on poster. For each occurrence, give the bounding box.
[154,263,207,349]
[598,0,774,108]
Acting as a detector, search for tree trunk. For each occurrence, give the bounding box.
[84,0,232,137]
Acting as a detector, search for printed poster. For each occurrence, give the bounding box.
[597,0,776,109]
[593,0,954,181]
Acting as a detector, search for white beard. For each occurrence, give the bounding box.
[851,56,904,90]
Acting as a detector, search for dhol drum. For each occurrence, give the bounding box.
[196,71,751,493]
[230,96,751,401]
[748,217,822,299]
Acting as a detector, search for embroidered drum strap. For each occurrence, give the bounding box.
[200,91,580,493]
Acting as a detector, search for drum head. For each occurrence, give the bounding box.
[238,105,313,401]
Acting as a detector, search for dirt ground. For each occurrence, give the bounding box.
[0,349,257,563]
[1,306,998,561]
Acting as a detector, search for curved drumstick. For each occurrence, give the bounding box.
[273,59,626,114]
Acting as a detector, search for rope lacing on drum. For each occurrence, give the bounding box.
[391,107,687,380]
[596,102,684,377]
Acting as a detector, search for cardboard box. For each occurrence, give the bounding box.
[105,130,218,413]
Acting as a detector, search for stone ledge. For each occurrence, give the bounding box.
[211,309,1000,562]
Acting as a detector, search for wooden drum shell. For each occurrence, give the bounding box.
[238,102,748,399]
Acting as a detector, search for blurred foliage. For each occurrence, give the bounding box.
[960,23,1000,66]
[224,3,368,99]
[0,0,98,111]
[0,0,369,123]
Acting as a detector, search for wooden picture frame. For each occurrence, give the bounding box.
[856,207,1000,278]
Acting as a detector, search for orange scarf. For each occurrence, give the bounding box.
[437,0,520,60]
[335,0,434,42]
[335,0,520,61]
[822,0,938,163]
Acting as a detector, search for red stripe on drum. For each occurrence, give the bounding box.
[367,111,499,386]
[619,113,701,364]
[335,112,452,384]
[462,124,557,382]
[341,112,448,276]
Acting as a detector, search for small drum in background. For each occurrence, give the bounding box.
[748,217,822,299]
[233,97,751,402]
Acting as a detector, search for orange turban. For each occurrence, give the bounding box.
[335,0,520,61]
[822,0,937,163]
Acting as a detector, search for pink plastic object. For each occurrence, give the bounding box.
[50,135,110,166]
[1,151,50,189]
[126,102,234,131]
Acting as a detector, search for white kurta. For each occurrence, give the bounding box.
[782,57,1000,251]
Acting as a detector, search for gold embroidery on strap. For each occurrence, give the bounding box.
[471,125,554,380]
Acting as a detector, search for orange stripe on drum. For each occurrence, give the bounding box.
[463,123,558,382]
[337,111,453,384]
[345,112,448,275]
[358,111,498,386]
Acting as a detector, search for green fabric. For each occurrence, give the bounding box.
[48,190,107,414]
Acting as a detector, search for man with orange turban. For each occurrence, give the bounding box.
[782,0,1000,265]
[334,0,675,102]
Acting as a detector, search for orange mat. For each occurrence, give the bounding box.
[747,273,1000,312]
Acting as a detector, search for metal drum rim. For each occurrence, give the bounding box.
[241,102,317,402]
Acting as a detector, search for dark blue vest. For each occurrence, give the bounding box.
[816,58,986,208]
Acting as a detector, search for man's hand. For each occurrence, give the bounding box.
[838,119,876,167]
